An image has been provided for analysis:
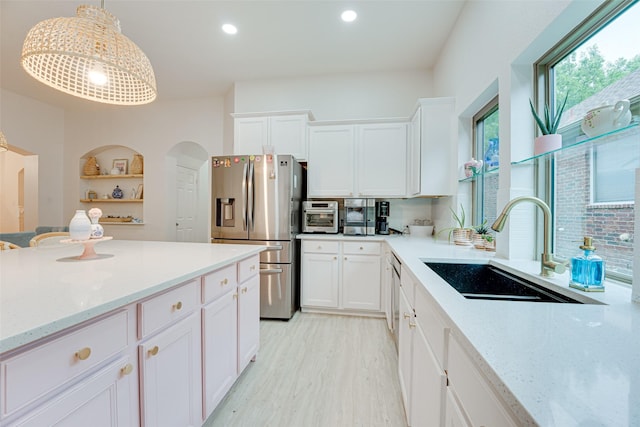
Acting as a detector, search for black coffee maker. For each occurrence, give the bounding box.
[376,201,390,235]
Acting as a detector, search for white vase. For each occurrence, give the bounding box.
[69,210,91,241]
[90,218,104,239]
[534,134,562,155]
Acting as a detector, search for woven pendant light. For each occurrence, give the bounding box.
[21,4,157,105]
[0,131,8,152]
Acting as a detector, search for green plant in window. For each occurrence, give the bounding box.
[437,204,472,242]
[473,220,489,236]
[529,92,569,134]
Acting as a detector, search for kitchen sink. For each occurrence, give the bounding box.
[424,262,582,303]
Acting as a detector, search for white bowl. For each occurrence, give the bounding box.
[409,225,433,237]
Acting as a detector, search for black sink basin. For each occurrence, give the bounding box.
[424,262,582,303]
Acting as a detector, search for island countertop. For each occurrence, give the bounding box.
[386,235,640,427]
[0,240,264,353]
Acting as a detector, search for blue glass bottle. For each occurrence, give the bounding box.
[569,236,605,291]
[484,138,499,169]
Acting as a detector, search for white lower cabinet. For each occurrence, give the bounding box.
[444,388,471,427]
[411,323,447,427]
[301,249,340,308]
[446,334,518,427]
[139,311,202,427]
[398,286,415,420]
[400,272,447,427]
[342,242,381,311]
[237,273,260,374]
[301,239,381,313]
[202,289,238,417]
[11,355,136,427]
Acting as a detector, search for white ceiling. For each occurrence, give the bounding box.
[0,0,465,110]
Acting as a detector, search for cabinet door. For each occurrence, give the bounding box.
[301,252,340,308]
[408,107,422,196]
[202,289,238,418]
[417,98,456,196]
[411,324,447,427]
[12,356,136,427]
[383,249,393,330]
[270,114,308,160]
[398,288,414,424]
[307,125,355,197]
[238,275,260,374]
[139,312,202,427]
[444,388,471,427]
[234,117,269,154]
[356,123,407,197]
[342,254,381,311]
[448,335,518,427]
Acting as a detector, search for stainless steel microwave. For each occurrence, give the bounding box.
[303,201,339,233]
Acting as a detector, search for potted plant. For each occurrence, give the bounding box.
[529,92,568,155]
[472,220,489,249]
[438,204,472,245]
[482,234,496,252]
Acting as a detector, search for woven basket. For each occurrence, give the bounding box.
[130,154,143,174]
[83,156,99,176]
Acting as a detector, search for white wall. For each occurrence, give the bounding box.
[429,0,605,259]
[232,70,433,120]
[63,96,223,241]
[1,89,65,228]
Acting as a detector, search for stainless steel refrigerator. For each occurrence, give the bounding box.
[211,154,303,319]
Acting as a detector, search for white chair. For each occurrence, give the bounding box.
[29,232,70,247]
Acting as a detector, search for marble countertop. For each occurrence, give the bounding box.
[0,240,264,353]
[386,235,640,427]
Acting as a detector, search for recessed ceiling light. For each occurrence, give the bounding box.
[341,10,357,22]
[222,24,238,35]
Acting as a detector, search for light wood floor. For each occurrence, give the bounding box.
[204,312,407,427]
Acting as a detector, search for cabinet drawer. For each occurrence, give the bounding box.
[343,241,380,255]
[302,240,340,254]
[448,335,518,427]
[202,264,237,304]
[138,280,199,338]
[238,255,260,284]
[2,310,129,418]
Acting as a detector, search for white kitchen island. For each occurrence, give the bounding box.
[0,240,264,426]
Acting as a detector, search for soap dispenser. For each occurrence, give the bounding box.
[569,236,605,292]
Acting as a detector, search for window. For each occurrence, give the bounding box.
[536,0,640,282]
[472,97,499,228]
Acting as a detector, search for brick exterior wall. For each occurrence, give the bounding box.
[555,146,635,277]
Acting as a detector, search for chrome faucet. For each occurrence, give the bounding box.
[491,196,566,277]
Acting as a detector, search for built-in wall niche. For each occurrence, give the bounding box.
[79,145,144,225]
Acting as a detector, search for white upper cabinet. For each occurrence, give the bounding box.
[233,112,312,160]
[409,97,456,197]
[357,123,407,197]
[308,121,408,198]
[308,125,356,197]
[234,116,269,154]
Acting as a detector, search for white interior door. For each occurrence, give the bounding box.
[176,166,197,242]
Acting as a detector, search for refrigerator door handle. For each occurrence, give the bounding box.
[242,163,248,230]
[248,161,255,231]
[260,268,284,274]
[264,245,284,251]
